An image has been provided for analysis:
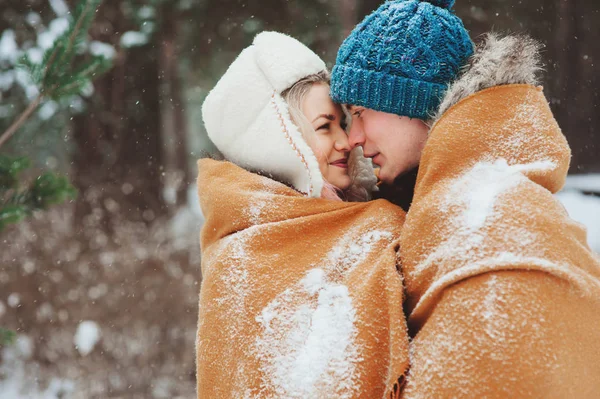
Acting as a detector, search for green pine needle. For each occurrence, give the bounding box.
[0,155,77,231]
[17,0,111,100]
[0,328,16,347]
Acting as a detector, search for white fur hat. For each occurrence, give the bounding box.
[202,31,327,197]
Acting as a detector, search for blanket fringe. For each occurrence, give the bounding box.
[389,374,406,399]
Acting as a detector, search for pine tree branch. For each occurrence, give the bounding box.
[0,94,44,149]
[42,0,101,87]
[53,1,94,73]
[40,39,63,87]
[64,0,96,58]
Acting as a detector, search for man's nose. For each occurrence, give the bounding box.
[348,122,366,149]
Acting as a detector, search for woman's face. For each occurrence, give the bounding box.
[301,83,352,191]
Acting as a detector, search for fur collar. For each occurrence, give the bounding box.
[435,33,543,122]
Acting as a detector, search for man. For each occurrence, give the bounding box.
[331,0,472,209]
[331,0,600,398]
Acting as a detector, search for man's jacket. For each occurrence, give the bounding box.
[400,34,600,399]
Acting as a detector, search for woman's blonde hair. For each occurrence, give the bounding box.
[282,72,367,202]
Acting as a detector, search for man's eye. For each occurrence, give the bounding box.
[317,123,330,131]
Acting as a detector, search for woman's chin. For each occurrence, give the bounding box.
[328,174,352,191]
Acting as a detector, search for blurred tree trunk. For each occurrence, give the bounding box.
[554,0,578,134]
[72,1,164,232]
[553,0,599,173]
[158,3,190,210]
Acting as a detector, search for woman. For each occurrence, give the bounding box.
[196,32,409,398]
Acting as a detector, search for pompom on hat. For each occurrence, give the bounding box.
[330,0,473,120]
[202,32,327,197]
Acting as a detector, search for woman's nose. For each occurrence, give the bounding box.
[335,130,351,152]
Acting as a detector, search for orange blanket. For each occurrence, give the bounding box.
[196,159,409,398]
[400,85,600,398]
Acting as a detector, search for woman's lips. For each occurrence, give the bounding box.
[330,159,348,169]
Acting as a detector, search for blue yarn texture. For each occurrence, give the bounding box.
[331,0,473,119]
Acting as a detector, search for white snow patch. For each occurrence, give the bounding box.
[22,259,36,275]
[137,5,155,19]
[120,31,149,48]
[244,179,282,226]
[49,0,70,17]
[213,232,252,312]
[67,95,85,112]
[556,190,600,253]
[327,229,393,277]
[254,268,361,399]
[0,30,18,63]
[89,41,116,59]
[37,18,69,50]
[248,197,266,225]
[80,80,94,97]
[38,100,59,120]
[252,224,392,398]
[25,12,42,27]
[449,159,556,231]
[74,320,100,356]
[481,275,510,341]
[25,47,44,64]
[88,284,108,300]
[414,159,553,276]
[187,183,204,219]
[162,185,177,205]
[7,293,21,308]
[15,335,33,359]
[0,335,76,398]
[15,67,39,100]
[0,71,15,91]
[168,185,205,249]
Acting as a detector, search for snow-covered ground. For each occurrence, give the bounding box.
[555,174,600,253]
[556,195,600,252]
[562,173,600,193]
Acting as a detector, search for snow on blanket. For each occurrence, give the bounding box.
[203,220,394,399]
[414,158,556,277]
[197,158,409,399]
[253,227,392,399]
[408,157,600,319]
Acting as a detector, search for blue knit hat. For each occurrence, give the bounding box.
[331,0,473,120]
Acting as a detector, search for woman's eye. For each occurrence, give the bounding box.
[353,110,363,118]
[317,123,330,131]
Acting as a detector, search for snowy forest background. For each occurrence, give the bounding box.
[0,0,599,397]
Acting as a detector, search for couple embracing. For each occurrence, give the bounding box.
[196,1,600,398]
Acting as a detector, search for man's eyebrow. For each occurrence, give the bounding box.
[311,114,335,123]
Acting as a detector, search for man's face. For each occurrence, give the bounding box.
[347,105,430,184]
